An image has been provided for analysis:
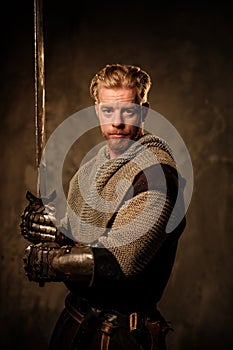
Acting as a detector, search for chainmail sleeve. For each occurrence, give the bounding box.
[97,164,179,277]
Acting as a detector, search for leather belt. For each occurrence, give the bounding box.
[65,296,116,350]
[64,295,171,350]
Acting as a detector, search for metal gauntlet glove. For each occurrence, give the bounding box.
[20,191,71,245]
[23,242,94,285]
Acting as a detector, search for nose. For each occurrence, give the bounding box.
[112,111,124,128]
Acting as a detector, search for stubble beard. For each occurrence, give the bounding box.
[106,127,143,156]
[107,138,132,156]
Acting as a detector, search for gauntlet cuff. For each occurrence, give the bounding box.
[51,245,94,286]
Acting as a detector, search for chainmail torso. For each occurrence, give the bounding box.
[67,134,181,278]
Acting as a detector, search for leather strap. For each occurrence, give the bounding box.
[65,297,118,350]
[100,333,110,350]
[65,296,85,324]
[100,321,118,350]
[145,319,170,350]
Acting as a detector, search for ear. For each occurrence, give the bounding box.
[141,102,150,121]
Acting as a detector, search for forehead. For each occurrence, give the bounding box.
[98,87,137,103]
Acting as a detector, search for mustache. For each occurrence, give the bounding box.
[108,132,128,135]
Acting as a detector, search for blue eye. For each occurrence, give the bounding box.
[102,108,113,116]
[122,107,139,118]
[124,109,134,115]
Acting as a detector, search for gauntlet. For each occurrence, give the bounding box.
[20,191,72,245]
[23,242,94,285]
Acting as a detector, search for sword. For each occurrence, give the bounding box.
[34,0,46,287]
[34,0,46,196]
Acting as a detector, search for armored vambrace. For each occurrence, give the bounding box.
[23,242,94,285]
[20,191,72,245]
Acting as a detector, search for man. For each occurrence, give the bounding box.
[20,63,186,350]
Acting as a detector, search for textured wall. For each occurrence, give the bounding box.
[0,1,232,349]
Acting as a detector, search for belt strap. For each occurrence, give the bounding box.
[65,296,170,350]
[65,297,117,350]
[100,321,118,350]
[65,296,85,324]
[145,319,172,350]
[101,333,110,350]
[146,320,161,350]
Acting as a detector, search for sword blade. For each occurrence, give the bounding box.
[34,0,46,195]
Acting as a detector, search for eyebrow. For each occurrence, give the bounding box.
[99,102,137,109]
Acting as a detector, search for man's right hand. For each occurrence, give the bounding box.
[20,191,71,245]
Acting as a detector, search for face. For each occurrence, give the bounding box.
[95,87,146,159]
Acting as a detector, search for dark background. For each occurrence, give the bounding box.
[0,1,232,349]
